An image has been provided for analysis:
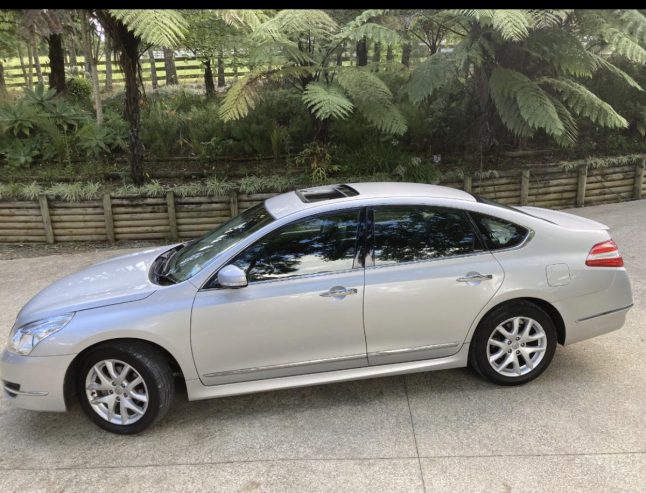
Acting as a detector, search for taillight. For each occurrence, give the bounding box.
[585,239,624,267]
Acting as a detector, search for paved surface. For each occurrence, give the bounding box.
[0,200,645,492]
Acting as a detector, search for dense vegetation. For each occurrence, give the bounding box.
[1,9,645,192]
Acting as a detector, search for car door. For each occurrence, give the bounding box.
[191,208,368,386]
[363,205,504,365]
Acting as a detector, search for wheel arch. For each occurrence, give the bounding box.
[469,297,566,346]
[63,338,184,409]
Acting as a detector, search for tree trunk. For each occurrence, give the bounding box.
[163,47,177,85]
[386,45,394,62]
[69,39,79,75]
[373,42,381,63]
[217,50,225,87]
[401,42,412,68]
[31,32,44,86]
[26,42,34,89]
[17,44,29,87]
[81,11,103,125]
[204,58,215,97]
[104,36,113,92]
[0,61,7,97]
[356,37,368,66]
[48,33,66,93]
[148,49,158,90]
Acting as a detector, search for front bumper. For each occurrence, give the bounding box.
[0,349,75,412]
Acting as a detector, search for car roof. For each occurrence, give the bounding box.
[264,182,476,219]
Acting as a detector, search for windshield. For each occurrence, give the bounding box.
[163,203,274,282]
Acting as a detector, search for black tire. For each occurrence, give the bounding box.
[469,301,557,386]
[76,341,174,434]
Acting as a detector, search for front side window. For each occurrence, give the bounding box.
[471,213,529,250]
[373,206,481,265]
[229,210,360,283]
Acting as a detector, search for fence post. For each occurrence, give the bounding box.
[633,158,644,200]
[576,164,588,207]
[166,191,178,241]
[38,194,55,244]
[229,191,239,217]
[103,193,115,243]
[520,169,530,206]
[463,174,472,193]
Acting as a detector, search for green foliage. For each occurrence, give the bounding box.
[65,77,93,107]
[46,182,102,201]
[2,139,40,168]
[406,53,458,104]
[302,83,354,120]
[109,9,188,47]
[294,142,340,183]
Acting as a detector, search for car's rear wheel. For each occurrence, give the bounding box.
[76,341,174,434]
[470,301,557,385]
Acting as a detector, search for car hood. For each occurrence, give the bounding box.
[15,245,173,327]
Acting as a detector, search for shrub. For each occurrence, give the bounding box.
[65,77,93,109]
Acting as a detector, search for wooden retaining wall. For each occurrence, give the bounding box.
[1,159,644,244]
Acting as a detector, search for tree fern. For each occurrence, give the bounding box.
[599,25,646,64]
[336,69,407,135]
[109,10,187,46]
[406,53,457,104]
[525,29,596,78]
[540,77,629,128]
[491,10,533,41]
[218,70,264,121]
[529,9,572,29]
[550,96,578,147]
[489,67,564,137]
[303,83,354,120]
[340,22,400,46]
[254,9,338,41]
[589,53,643,92]
[618,9,646,45]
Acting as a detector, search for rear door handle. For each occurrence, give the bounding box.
[456,273,493,283]
[320,286,358,298]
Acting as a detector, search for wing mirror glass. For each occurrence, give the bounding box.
[217,264,248,288]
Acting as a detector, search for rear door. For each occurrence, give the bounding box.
[363,205,504,365]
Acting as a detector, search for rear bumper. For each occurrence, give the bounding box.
[555,269,633,345]
[0,349,74,412]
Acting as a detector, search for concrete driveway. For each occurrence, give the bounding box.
[0,200,644,492]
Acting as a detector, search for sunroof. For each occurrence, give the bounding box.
[295,184,359,203]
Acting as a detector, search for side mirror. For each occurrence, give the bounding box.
[218,264,248,288]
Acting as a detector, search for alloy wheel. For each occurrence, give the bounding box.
[486,316,547,377]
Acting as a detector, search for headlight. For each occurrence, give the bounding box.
[8,313,74,355]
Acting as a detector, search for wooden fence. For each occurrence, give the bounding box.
[0,159,644,244]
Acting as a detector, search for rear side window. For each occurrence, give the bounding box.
[471,213,529,250]
[373,206,482,265]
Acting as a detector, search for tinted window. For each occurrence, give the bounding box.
[230,211,360,282]
[471,213,529,250]
[373,206,481,264]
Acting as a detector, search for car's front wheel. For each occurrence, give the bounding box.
[76,341,174,434]
[470,301,557,385]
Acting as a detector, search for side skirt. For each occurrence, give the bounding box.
[185,343,470,401]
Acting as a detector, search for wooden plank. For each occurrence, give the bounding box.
[166,191,178,241]
[38,194,55,244]
[634,159,645,200]
[0,235,47,242]
[229,192,239,217]
[49,200,103,208]
[575,164,588,207]
[103,194,115,243]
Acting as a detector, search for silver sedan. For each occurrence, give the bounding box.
[1,183,633,433]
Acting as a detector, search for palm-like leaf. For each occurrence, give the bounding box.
[540,77,629,128]
[109,9,187,46]
[491,10,533,41]
[489,66,564,138]
[406,53,458,103]
[218,70,265,121]
[589,53,643,92]
[303,83,354,120]
[340,22,400,46]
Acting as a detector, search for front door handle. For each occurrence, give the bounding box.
[320,286,358,298]
[456,272,493,283]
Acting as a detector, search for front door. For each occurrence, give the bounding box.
[363,205,504,365]
[191,209,368,385]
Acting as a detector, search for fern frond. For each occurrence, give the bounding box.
[336,69,407,135]
[254,9,338,40]
[344,9,388,30]
[599,25,646,64]
[540,77,629,128]
[452,10,496,21]
[109,10,187,46]
[406,53,458,103]
[525,29,595,78]
[550,96,578,147]
[618,9,646,45]
[491,10,534,41]
[529,9,571,29]
[589,53,643,92]
[215,9,265,31]
[218,70,265,121]
[341,22,400,46]
[303,83,354,120]
[489,67,564,137]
